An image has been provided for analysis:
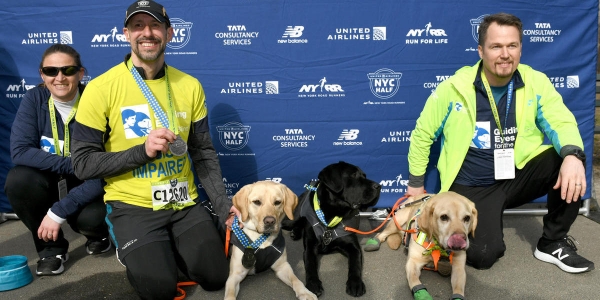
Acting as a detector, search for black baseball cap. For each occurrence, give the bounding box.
[124,0,170,27]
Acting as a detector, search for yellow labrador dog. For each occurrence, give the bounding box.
[224,181,317,300]
[374,192,477,300]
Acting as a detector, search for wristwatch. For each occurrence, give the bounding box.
[565,149,586,166]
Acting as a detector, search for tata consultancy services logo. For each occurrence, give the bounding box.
[167,18,193,49]
[367,68,401,99]
[216,122,251,151]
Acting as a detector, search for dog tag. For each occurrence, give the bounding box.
[242,247,256,269]
[322,230,333,245]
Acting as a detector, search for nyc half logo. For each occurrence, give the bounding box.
[367,68,402,99]
[167,18,193,49]
[216,122,251,151]
[470,14,489,44]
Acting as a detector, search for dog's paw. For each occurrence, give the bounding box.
[306,279,324,297]
[363,238,381,252]
[297,289,318,300]
[345,278,366,297]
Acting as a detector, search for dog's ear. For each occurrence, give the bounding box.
[468,201,478,238]
[282,185,298,220]
[318,163,344,193]
[418,197,436,237]
[232,184,251,222]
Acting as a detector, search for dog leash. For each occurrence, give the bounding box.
[344,193,429,235]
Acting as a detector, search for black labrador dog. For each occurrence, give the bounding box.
[283,161,381,297]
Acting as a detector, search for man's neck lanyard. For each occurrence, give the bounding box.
[128,60,178,134]
[480,70,514,140]
[48,94,79,157]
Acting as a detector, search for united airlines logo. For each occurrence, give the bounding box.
[220,81,279,94]
[327,27,386,41]
[216,122,251,151]
[549,75,579,89]
[22,31,73,45]
[167,18,193,50]
[367,68,402,99]
[278,26,308,44]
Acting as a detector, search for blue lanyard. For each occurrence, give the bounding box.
[481,71,514,139]
[128,61,178,134]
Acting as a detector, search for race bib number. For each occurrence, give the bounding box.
[151,178,193,210]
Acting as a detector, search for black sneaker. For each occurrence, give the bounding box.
[534,236,595,273]
[36,253,68,276]
[86,237,112,255]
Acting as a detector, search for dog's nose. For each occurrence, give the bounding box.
[373,182,381,190]
[264,216,276,227]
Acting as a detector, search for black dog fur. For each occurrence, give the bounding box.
[282,161,381,297]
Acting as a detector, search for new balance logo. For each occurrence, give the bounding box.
[552,248,569,260]
[282,26,304,38]
[338,129,359,141]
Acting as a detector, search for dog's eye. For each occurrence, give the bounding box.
[440,214,449,221]
[252,200,262,206]
[274,200,282,206]
[463,216,471,223]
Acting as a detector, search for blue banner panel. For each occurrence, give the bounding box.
[0,0,597,210]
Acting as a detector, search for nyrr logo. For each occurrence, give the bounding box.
[298,77,345,98]
[379,174,408,194]
[5,79,35,99]
[405,22,448,44]
[216,122,251,151]
[278,26,308,44]
[470,14,488,43]
[367,68,402,99]
[167,18,193,49]
[90,27,128,48]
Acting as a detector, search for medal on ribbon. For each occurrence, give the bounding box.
[169,135,188,156]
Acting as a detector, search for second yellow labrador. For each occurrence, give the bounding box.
[375,192,477,299]
[224,180,317,300]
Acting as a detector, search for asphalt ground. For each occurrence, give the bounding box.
[1,202,599,300]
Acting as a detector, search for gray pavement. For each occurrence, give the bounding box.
[1,206,599,300]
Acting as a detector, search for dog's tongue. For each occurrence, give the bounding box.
[447,234,467,250]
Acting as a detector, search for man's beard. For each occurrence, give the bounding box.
[132,38,166,62]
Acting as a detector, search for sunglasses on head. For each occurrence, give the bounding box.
[40,66,81,77]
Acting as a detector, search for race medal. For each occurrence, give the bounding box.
[322,229,333,245]
[169,135,188,156]
[242,247,256,269]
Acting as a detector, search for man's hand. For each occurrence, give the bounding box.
[38,215,60,242]
[407,186,425,197]
[553,155,586,203]
[144,128,176,158]
[226,206,242,229]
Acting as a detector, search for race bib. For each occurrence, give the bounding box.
[494,148,515,180]
[151,178,194,210]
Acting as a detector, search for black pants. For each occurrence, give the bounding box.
[5,165,108,259]
[449,148,581,269]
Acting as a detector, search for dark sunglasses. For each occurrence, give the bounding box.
[40,66,81,77]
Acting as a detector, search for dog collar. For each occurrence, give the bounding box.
[231,216,270,249]
[313,192,343,228]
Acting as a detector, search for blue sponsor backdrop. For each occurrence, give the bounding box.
[0,0,597,211]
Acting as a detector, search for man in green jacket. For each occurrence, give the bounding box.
[407,13,593,273]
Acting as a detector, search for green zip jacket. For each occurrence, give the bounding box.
[408,61,583,192]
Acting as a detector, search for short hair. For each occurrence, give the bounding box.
[478,13,523,47]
